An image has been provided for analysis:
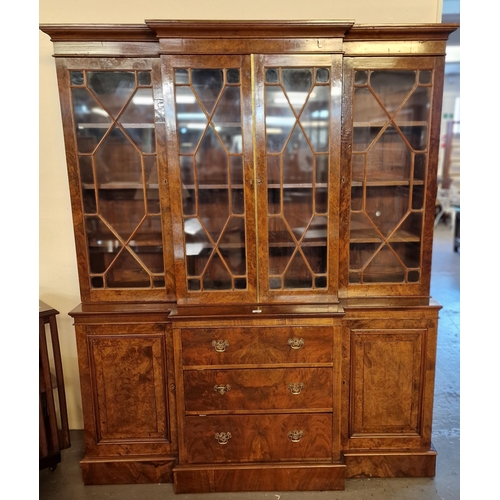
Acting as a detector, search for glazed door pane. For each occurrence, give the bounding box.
[256,55,342,301]
[165,56,256,302]
[70,66,166,290]
[349,68,433,285]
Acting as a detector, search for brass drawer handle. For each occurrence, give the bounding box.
[214,384,231,395]
[288,430,303,443]
[287,338,304,350]
[212,339,229,352]
[215,432,232,445]
[288,382,304,395]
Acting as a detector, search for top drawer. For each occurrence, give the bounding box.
[180,326,333,366]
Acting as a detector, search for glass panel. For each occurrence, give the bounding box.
[283,125,313,184]
[366,126,411,182]
[71,71,84,85]
[363,246,406,283]
[119,88,156,153]
[75,69,164,290]
[230,156,244,184]
[192,69,224,115]
[175,69,189,84]
[265,87,296,153]
[301,86,330,153]
[79,155,94,185]
[72,88,112,153]
[266,68,279,83]
[316,155,329,184]
[176,86,208,154]
[94,126,142,184]
[284,252,312,289]
[138,71,151,86]
[316,68,329,83]
[87,71,135,117]
[354,71,368,85]
[226,69,240,84]
[396,86,430,123]
[414,154,426,181]
[365,185,409,237]
[196,126,228,185]
[282,68,313,113]
[145,157,160,214]
[353,87,387,124]
[369,70,416,116]
[219,217,246,268]
[419,70,432,85]
[203,253,232,290]
[106,250,152,288]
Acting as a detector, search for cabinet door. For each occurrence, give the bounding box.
[163,56,257,304]
[55,58,173,302]
[255,55,342,303]
[345,323,437,451]
[341,57,444,297]
[76,323,176,457]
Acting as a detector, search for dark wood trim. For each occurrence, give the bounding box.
[39,24,157,42]
[146,20,354,39]
[344,24,459,41]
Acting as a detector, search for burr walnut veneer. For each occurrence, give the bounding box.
[40,20,457,493]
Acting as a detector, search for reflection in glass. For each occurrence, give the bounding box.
[192,69,224,114]
[87,71,135,116]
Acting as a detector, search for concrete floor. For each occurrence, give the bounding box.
[39,223,460,500]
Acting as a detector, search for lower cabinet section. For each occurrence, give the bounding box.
[70,305,178,485]
[70,302,441,490]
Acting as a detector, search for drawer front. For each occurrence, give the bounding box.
[183,414,332,463]
[181,326,333,366]
[184,368,332,412]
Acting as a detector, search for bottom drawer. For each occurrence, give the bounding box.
[183,413,332,463]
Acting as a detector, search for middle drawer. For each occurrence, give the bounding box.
[183,367,333,412]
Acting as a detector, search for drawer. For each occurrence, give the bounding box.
[181,326,333,366]
[183,413,332,463]
[184,367,332,412]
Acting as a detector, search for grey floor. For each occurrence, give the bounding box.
[39,223,460,500]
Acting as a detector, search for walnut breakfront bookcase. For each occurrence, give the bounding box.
[40,20,458,493]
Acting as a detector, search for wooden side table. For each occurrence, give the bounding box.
[39,300,70,470]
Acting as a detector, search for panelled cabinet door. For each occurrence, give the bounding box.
[255,54,342,303]
[341,57,444,297]
[55,58,174,302]
[163,55,257,305]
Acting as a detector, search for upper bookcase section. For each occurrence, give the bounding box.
[40,21,459,57]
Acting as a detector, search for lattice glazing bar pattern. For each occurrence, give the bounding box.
[265,67,331,290]
[70,69,165,289]
[174,67,248,292]
[349,69,433,284]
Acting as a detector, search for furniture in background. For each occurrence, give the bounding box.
[40,20,457,492]
[39,300,70,470]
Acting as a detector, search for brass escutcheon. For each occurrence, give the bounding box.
[287,338,304,350]
[288,382,304,395]
[214,384,231,395]
[215,432,232,445]
[288,430,303,443]
[212,339,229,352]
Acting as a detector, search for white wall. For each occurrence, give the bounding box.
[39,0,443,429]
